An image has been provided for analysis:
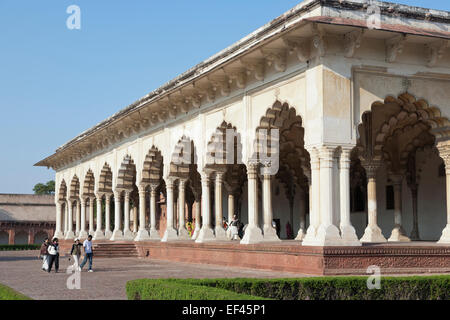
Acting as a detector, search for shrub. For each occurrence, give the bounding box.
[126,279,269,300]
[0,284,31,300]
[127,276,450,300]
[0,244,40,251]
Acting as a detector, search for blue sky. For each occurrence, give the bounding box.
[0,0,448,194]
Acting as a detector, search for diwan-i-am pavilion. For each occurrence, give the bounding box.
[36,0,450,275]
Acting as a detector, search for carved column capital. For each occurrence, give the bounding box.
[361,160,381,179]
[246,162,259,179]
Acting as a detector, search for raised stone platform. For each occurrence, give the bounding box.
[58,240,450,276]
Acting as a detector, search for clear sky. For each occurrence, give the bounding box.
[0,0,448,194]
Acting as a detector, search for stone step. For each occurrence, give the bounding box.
[89,242,139,258]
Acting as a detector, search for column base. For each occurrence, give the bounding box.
[295,228,306,241]
[195,226,215,243]
[214,226,228,241]
[88,230,95,237]
[53,231,64,239]
[149,228,161,240]
[340,225,361,246]
[192,226,201,240]
[360,225,387,243]
[177,227,191,240]
[262,226,281,241]
[302,225,318,245]
[78,230,88,239]
[93,230,105,240]
[240,225,263,245]
[388,227,411,242]
[64,231,75,240]
[134,230,151,241]
[123,229,134,240]
[438,224,450,244]
[110,230,124,241]
[104,230,113,239]
[161,227,178,242]
[304,224,343,246]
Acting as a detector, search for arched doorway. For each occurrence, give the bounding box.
[355,93,450,243]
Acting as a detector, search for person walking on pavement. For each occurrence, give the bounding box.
[79,235,94,272]
[47,238,60,273]
[70,238,83,271]
[39,237,49,271]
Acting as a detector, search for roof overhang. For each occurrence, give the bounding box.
[35,0,450,170]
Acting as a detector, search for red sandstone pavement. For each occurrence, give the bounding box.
[0,250,309,300]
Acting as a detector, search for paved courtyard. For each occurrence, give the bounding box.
[0,250,307,300]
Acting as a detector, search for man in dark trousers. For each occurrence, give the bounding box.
[47,238,60,273]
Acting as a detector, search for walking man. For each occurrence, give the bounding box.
[80,235,94,272]
[47,238,60,273]
[39,237,49,271]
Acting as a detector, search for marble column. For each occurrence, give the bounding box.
[295,188,307,241]
[314,146,342,245]
[303,150,321,245]
[162,178,178,241]
[262,174,280,241]
[192,200,201,240]
[178,179,190,239]
[88,198,95,236]
[214,173,227,240]
[388,175,410,242]
[75,200,80,235]
[64,202,68,235]
[360,163,387,243]
[409,183,420,240]
[104,194,113,239]
[196,172,215,243]
[54,202,64,238]
[437,144,450,243]
[241,163,263,244]
[93,194,105,240]
[339,147,361,246]
[132,207,138,233]
[110,191,123,240]
[149,184,160,240]
[228,193,234,222]
[79,197,88,238]
[65,200,75,239]
[135,185,150,241]
[123,191,134,240]
[438,170,450,243]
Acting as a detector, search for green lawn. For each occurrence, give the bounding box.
[0,283,31,300]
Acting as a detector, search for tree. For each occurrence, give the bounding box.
[33,180,55,195]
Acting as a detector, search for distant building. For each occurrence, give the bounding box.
[0,194,55,245]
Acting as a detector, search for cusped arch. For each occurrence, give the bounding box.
[206,121,243,168]
[357,93,450,163]
[58,180,67,202]
[170,135,198,179]
[256,101,310,190]
[69,175,80,201]
[98,163,113,194]
[82,169,95,199]
[141,146,164,185]
[116,155,136,191]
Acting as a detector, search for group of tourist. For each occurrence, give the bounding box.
[38,235,95,273]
